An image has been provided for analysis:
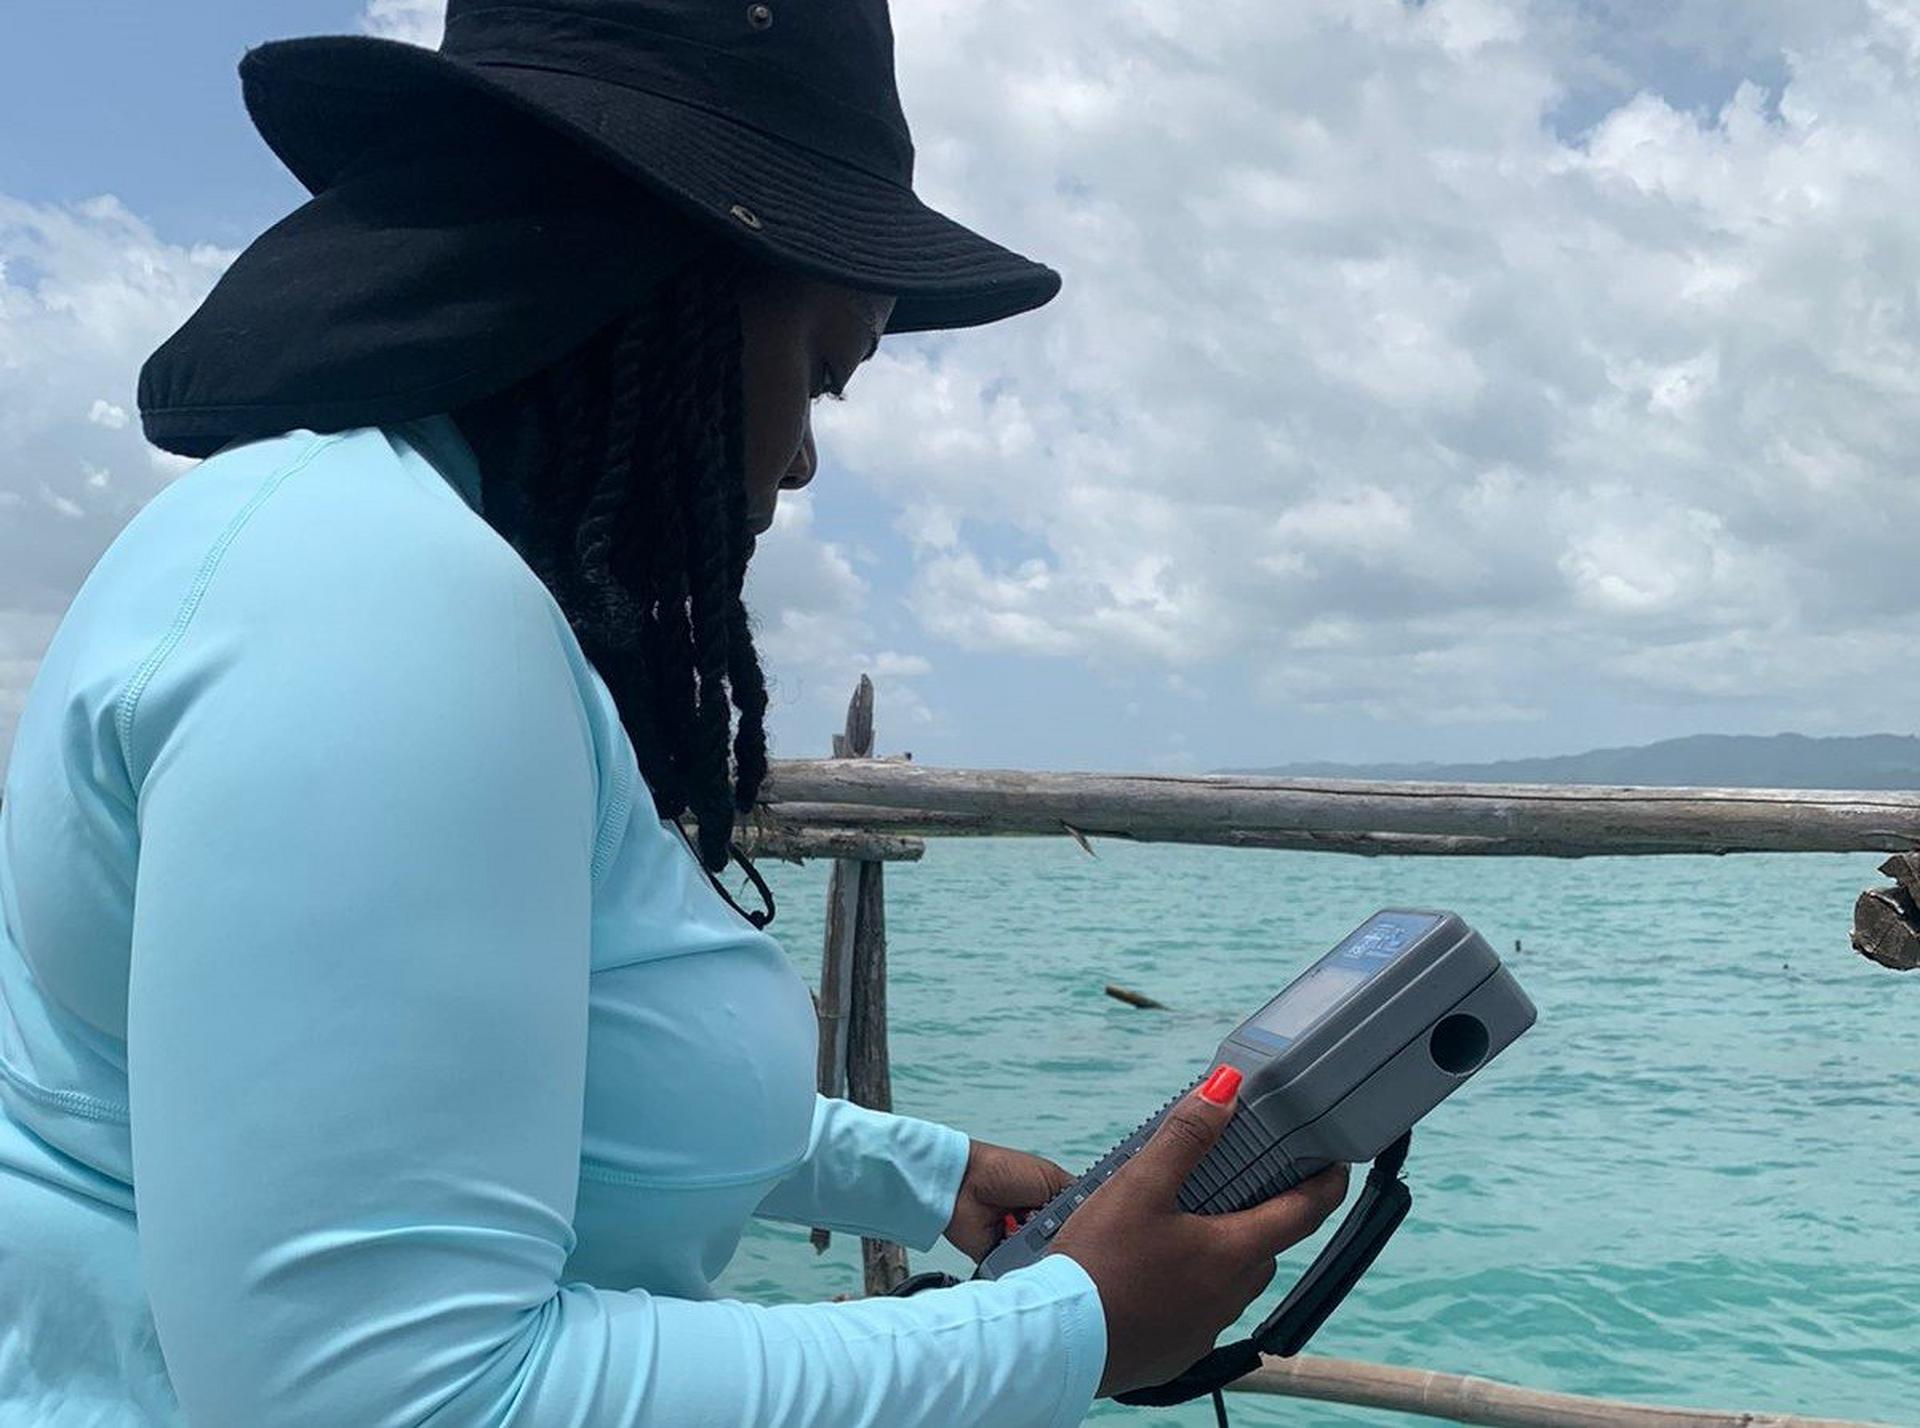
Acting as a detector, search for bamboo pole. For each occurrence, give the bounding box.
[807,677,913,1287]
[737,825,924,864]
[763,804,1565,856]
[1229,1354,1893,1428]
[759,762,1920,857]
[814,859,861,1105]
[846,855,908,1294]
[808,680,874,1254]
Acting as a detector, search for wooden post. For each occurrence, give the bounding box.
[804,676,910,1293]
[1853,854,1920,970]
[807,674,912,1291]
[809,677,873,1255]
[846,855,909,1293]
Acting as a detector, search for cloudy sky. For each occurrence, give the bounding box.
[5,0,1920,776]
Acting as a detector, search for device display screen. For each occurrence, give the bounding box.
[1250,964,1369,1038]
[1244,911,1441,1043]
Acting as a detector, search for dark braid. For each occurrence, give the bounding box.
[451,255,771,876]
[721,393,770,810]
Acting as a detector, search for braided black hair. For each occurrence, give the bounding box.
[449,255,771,878]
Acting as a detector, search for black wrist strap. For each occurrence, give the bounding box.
[1114,1131,1414,1408]
[886,1133,1416,1414]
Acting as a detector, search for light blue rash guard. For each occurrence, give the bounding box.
[0,416,1107,1427]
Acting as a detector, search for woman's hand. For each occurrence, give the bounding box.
[942,1138,1075,1262]
[1045,1069,1350,1398]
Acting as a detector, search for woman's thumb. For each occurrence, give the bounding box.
[1131,1064,1242,1200]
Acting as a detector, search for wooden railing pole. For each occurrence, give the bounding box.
[807,676,910,1289]
[1228,1354,1893,1428]
[759,762,1920,858]
[808,678,872,1255]
[846,853,908,1293]
[738,826,924,863]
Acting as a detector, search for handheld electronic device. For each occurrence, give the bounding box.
[977,908,1535,1281]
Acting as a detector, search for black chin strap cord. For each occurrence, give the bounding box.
[671,819,777,928]
[889,1132,1415,1426]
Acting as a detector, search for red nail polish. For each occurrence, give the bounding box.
[1199,1064,1243,1105]
[1003,1212,1020,1237]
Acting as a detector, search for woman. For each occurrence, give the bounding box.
[0,3,1347,1423]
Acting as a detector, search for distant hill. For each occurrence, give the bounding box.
[1216,733,1920,789]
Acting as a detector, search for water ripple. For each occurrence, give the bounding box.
[720,846,1916,1427]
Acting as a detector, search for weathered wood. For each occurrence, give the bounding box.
[761,802,1714,856]
[736,825,924,863]
[846,858,908,1294]
[1877,852,1920,901]
[845,862,891,1116]
[809,857,859,1257]
[843,677,874,761]
[814,862,861,1104]
[1861,854,1920,970]
[1851,885,1920,971]
[829,675,910,1289]
[1230,1354,1892,1428]
[809,679,878,1254]
[764,804,1010,835]
[848,871,890,1113]
[1062,821,1098,857]
[760,763,1920,856]
[762,805,1611,855]
[1104,984,1167,1009]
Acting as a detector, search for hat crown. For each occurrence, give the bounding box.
[441,0,913,185]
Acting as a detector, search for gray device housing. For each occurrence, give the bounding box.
[977,908,1535,1279]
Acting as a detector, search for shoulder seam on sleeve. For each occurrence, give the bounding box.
[114,435,343,788]
[588,734,636,890]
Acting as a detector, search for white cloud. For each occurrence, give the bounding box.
[872,651,933,679]
[358,0,444,47]
[0,194,234,755]
[743,495,938,747]
[0,182,900,765]
[14,0,1920,769]
[802,0,1920,736]
[0,194,232,598]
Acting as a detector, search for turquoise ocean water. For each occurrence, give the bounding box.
[715,841,1916,1426]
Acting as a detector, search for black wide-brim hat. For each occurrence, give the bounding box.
[240,1,1061,335]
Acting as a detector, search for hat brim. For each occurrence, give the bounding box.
[239,35,1061,335]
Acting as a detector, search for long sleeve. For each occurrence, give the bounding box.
[754,1095,972,1249]
[120,459,1106,1428]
